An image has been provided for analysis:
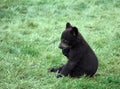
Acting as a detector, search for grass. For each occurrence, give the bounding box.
[0,0,120,89]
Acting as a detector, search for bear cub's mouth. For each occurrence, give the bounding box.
[59,39,71,50]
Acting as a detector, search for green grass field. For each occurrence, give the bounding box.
[0,0,120,89]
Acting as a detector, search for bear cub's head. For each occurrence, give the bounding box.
[59,22,80,49]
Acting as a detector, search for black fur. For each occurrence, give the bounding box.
[50,22,98,78]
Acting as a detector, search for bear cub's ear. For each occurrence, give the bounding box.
[70,27,78,37]
[66,22,72,29]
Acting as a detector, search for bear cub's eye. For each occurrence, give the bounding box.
[62,39,69,43]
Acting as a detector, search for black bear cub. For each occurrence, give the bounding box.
[50,22,98,78]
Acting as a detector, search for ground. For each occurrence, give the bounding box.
[0,0,120,89]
